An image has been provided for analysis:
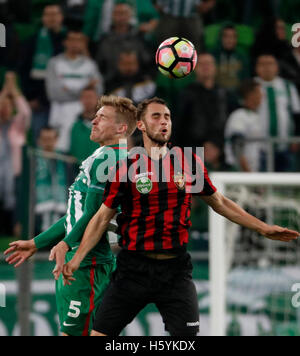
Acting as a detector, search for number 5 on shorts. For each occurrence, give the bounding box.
[68,301,81,318]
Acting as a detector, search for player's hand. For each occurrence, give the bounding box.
[261,225,300,242]
[49,241,70,280]
[62,260,79,286]
[4,240,37,267]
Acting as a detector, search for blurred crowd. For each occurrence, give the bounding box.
[1,0,300,240]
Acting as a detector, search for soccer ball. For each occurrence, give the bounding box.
[155,37,197,79]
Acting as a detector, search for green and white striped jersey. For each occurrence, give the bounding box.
[65,144,127,267]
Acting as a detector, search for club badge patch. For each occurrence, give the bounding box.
[173,172,186,190]
[136,176,153,194]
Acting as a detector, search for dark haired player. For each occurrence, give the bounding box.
[63,97,299,336]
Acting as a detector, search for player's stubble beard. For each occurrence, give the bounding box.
[144,124,172,147]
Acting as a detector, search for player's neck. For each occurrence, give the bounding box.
[101,138,127,147]
[144,141,168,160]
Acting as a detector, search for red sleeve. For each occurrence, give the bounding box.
[102,160,127,209]
[183,150,217,196]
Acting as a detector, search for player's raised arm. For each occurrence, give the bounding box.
[4,215,67,267]
[201,191,300,242]
[63,204,117,284]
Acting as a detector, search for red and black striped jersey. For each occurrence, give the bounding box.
[103,147,217,254]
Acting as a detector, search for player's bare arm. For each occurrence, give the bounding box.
[4,216,67,268]
[49,241,70,280]
[201,191,300,242]
[4,240,37,268]
[63,204,116,284]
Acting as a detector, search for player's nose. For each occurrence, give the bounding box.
[92,117,99,125]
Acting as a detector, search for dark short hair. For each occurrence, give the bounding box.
[222,24,236,32]
[40,125,59,137]
[137,97,168,121]
[256,53,277,63]
[43,3,63,12]
[239,79,260,99]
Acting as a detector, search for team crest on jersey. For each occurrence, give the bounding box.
[173,172,186,190]
[136,176,153,194]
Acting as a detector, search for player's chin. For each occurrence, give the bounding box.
[157,137,169,145]
[90,132,100,143]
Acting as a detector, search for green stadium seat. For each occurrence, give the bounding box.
[204,23,222,51]
[236,25,254,55]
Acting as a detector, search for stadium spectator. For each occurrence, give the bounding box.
[280,37,300,95]
[153,0,216,52]
[69,87,99,163]
[18,4,66,145]
[46,30,103,153]
[0,0,20,84]
[1,0,31,22]
[225,79,265,172]
[255,54,300,172]
[211,24,250,92]
[204,139,236,172]
[106,50,156,104]
[252,17,293,63]
[95,2,152,85]
[83,0,159,43]
[0,72,31,236]
[176,53,233,148]
[35,127,68,234]
[61,0,88,24]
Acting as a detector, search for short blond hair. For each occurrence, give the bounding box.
[97,95,137,137]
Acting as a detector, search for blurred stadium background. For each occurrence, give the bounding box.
[0,0,300,336]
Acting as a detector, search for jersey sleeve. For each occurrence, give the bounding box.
[225,111,247,139]
[34,215,66,249]
[102,160,127,210]
[184,150,217,196]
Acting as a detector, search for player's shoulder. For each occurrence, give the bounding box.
[227,108,250,122]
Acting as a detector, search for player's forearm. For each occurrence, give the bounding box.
[213,195,269,234]
[34,216,66,249]
[63,213,91,249]
[71,210,112,266]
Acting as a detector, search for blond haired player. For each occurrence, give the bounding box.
[5,96,137,336]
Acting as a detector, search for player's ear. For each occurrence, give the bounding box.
[117,123,128,136]
[137,120,145,132]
